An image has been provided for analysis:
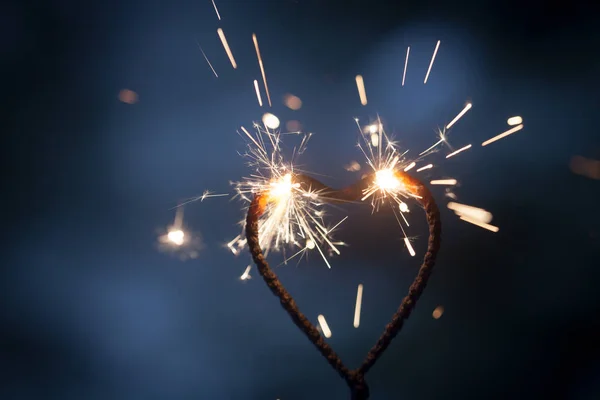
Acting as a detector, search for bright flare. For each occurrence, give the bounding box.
[167,229,185,246]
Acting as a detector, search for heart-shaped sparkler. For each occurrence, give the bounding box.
[245,172,441,399]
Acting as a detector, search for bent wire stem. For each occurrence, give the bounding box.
[245,172,441,399]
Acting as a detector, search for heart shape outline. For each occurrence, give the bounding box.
[246,172,441,399]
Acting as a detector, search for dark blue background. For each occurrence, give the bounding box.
[3,1,599,399]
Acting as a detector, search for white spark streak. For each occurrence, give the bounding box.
[482,124,524,146]
[317,315,332,338]
[459,215,499,232]
[253,34,272,107]
[217,28,237,69]
[445,144,472,159]
[353,284,363,328]
[196,41,218,78]
[447,202,493,223]
[355,75,368,105]
[403,162,416,171]
[446,103,472,129]
[211,0,221,20]
[404,237,416,257]
[430,179,457,185]
[424,40,440,84]
[402,46,410,86]
[253,80,263,107]
[416,163,433,172]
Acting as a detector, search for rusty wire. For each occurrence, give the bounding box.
[245,172,441,399]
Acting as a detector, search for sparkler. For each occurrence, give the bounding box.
[185,15,527,397]
[227,123,347,269]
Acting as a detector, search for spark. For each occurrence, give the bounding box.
[195,40,218,78]
[432,306,444,319]
[419,137,444,156]
[424,40,440,84]
[402,46,410,86]
[482,124,524,146]
[404,237,416,257]
[240,265,251,280]
[217,28,237,69]
[317,314,332,338]
[253,34,272,107]
[229,123,346,268]
[253,80,263,106]
[459,215,499,232]
[173,190,229,208]
[353,284,363,328]
[445,144,472,159]
[355,75,368,105]
[404,162,416,171]
[416,163,433,172]
[355,119,423,255]
[447,202,492,223]
[446,103,472,129]
[211,0,221,20]
[430,179,457,185]
[507,116,523,126]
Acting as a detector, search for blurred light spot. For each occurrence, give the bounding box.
[167,230,185,246]
[283,93,302,110]
[286,120,302,131]
[306,239,315,249]
[432,306,444,319]
[262,113,280,129]
[507,116,523,126]
[399,202,409,212]
[570,155,600,180]
[119,89,138,104]
[344,161,361,172]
